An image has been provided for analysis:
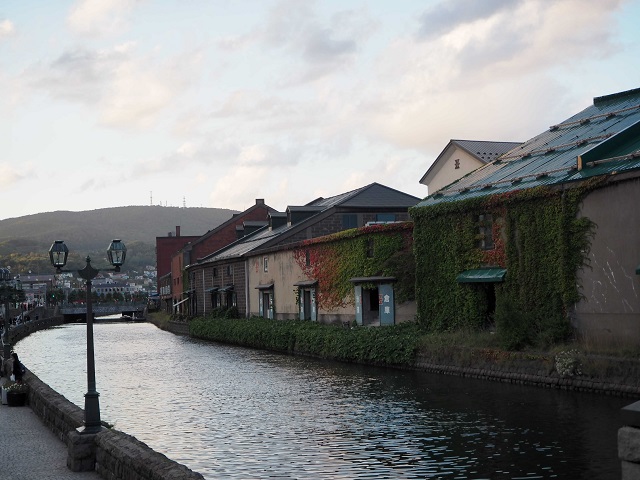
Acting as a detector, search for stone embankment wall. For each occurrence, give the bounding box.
[414,350,640,397]
[26,370,204,480]
[156,320,190,336]
[9,314,64,345]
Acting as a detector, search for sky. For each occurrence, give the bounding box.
[1,0,640,220]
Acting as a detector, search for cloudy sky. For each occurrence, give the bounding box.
[2,0,639,220]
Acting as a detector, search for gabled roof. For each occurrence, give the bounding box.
[308,182,420,209]
[190,183,420,267]
[419,140,522,185]
[416,88,640,208]
[187,199,277,248]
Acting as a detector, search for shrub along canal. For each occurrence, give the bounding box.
[17,322,625,479]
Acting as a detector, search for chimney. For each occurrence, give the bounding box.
[256,199,265,205]
[176,226,181,237]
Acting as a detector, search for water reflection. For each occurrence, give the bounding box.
[17,323,626,479]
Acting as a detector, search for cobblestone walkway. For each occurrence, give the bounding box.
[0,381,101,480]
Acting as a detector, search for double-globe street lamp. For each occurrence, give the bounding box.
[49,239,127,434]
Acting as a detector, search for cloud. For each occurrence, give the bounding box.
[0,19,15,39]
[350,0,626,152]
[67,0,143,36]
[131,140,240,177]
[417,0,521,39]
[255,1,376,83]
[23,43,197,129]
[0,163,28,187]
[209,164,274,210]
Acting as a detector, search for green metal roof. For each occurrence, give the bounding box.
[456,268,507,283]
[417,88,640,208]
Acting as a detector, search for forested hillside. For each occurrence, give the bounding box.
[0,205,238,273]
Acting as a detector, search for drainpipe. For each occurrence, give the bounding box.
[202,269,206,315]
[244,260,250,318]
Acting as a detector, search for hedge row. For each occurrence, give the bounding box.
[189,316,421,366]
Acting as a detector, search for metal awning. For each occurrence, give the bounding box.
[218,285,234,292]
[206,287,218,293]
[349,276,396,284]
[457,268,507,283]
[255,283,274,290]
[293,279,317,287]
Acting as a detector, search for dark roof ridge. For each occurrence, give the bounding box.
[594,87,640,105]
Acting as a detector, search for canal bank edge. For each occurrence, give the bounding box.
[154,317,640,398]
[8,317,205,480]
[23,368,204,480]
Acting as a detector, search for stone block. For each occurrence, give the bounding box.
[619,427,640,462]
[622,401,640,428]
[622,460,640,480]
[67,429,99,472]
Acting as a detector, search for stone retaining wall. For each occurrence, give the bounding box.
[9,314,64,345]
[414,350,640,397]
[25,370,204,479]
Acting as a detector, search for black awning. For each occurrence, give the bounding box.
[255,283,274,290]
[293,279,317,287]
[218,285,234,292]
[349,276,396,284]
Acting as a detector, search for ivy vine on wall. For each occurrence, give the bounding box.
[293,223,415,312]
[410,180,600,347]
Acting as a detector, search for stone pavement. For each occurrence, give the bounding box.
[0,388,101,480]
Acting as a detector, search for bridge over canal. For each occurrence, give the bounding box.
[58,303,147,321]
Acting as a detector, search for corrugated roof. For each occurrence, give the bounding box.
[416,88,640,208]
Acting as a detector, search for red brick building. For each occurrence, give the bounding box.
[167,199,277,314]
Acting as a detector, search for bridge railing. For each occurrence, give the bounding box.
[59,303,146,315]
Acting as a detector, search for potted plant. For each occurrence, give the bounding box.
[4,381,29,407]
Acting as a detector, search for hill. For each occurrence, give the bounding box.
[0,205,238,273]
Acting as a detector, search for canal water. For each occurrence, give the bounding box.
[16,322,627,479]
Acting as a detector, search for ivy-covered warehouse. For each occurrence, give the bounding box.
[410,88,640,348]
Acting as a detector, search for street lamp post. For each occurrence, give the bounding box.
[49,239,127,434]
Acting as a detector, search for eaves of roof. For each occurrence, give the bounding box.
[415,88,640,208]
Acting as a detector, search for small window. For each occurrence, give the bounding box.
[366,238,375,258]
[375,213,396,222]
[263,256,268,272]
[454,158,461,169]
[478,214,494,250]
[342,214,357,229]
[225,265,232,276]
[305,249,311,267]
[213,268,217,278]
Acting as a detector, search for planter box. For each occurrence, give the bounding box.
[1,387,6,405]
[7,391,27,407]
